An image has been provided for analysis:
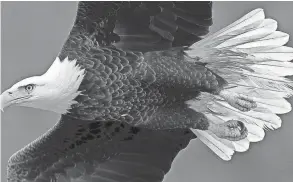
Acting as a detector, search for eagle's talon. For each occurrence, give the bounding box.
[208,120,248,141]
[219,90,257,112]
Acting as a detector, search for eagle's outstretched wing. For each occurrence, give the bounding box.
[60,1,212,53]
[7,115,194,182]
[7,2,212,181]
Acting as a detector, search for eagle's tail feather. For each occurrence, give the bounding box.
[190,129,235,161]
[185,8,293,160]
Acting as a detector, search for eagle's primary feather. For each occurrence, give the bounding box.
[1,2,293,182]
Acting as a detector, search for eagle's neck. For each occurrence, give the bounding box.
[40,57,85,114]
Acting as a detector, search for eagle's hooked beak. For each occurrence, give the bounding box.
[1,90,16,111]
[0,89,31,111]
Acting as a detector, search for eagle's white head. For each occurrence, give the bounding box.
[0,57,85,114]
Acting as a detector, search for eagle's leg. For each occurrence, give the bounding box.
[185,63,257,112]
[144,105,248,141]
[146,52,257,113]
[184,64,257,112]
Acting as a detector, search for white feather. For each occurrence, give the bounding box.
[252,97,291,114]
[216,19,277,48]
[186,8,293,160]
[42,57,85,114]
[234,31,289,52]
[251,46,293,61]
[245,123,265,142]
[215,9,265,37]
[232,79,293,98]
[191,129,234,161]
[195,8,265,48]
[232,138,250,152]
[249,61,293,76]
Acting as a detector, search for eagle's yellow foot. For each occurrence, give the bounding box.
[208,120,248,141]
[219,90,257,112]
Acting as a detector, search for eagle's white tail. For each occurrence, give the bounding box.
[185,9,293,160]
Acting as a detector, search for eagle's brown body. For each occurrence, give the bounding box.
[62,34,226,130]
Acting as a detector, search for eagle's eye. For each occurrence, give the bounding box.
[24,84,35,93]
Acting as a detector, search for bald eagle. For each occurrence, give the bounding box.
[1,2,293,182]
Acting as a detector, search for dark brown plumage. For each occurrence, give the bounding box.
[55,2,221,129]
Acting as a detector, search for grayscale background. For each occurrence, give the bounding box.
[1,2,293,182]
